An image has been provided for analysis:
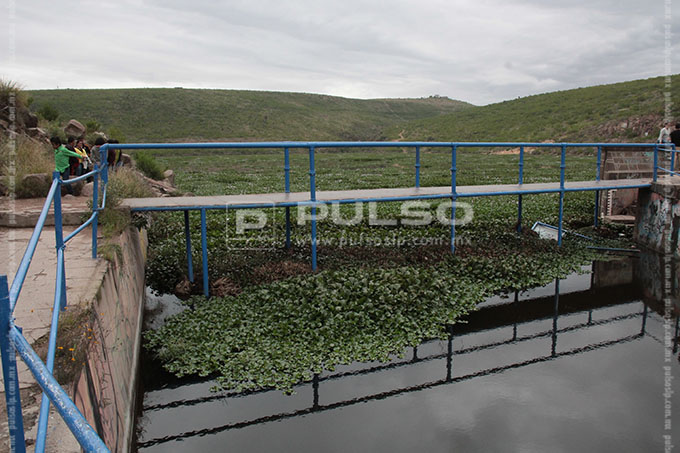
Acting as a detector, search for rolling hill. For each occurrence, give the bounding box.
[26,88,471,142]
[386,75,680,143]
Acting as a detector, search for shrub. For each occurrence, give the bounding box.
[108,167,154,199]
[85,120,101,132]
[37,103,59,122]
[0,136,54,198]
[0,79,28,110]
[133,150,165,180]
[97,167,154,239]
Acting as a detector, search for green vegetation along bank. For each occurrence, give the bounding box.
[143,147,631,393]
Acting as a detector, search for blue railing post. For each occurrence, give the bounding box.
[517,146,524,233]
[92,164,99,258]
[654,145,658,182]
[284,147,291,249]
[200,209,209,297]
[0,275,26,453]
[35,248,66,453]
[101,144,109,186]
[594,145,602,228]
[415,146,421,188]
[52,172,67,310]
[309,146,318,270]
[184,210,194,283]
[557,144,566,247]
[450,145,458,253]
[552,278,560,357]
[671,146,676,174]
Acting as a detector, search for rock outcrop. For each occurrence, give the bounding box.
[64,119,86,138]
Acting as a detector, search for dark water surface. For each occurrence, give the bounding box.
[136,257,680,452]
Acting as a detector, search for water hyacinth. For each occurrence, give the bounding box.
[145,239,599,394]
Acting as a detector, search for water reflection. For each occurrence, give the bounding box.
[137,256,680,452]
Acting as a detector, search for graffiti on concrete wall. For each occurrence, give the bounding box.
[637,192,671,251]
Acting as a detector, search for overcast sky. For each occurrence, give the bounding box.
[2,0,677,105]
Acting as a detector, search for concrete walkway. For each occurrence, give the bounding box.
[0,224,107,451]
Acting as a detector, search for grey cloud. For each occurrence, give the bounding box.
[2,0,676,105]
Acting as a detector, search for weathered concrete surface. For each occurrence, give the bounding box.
[72,226,147,453]
[635,175,680,258]
[0,226,106,451]
[0,225,147,452]
[0,196,92,227]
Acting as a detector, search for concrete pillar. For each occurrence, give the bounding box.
[635,176,680,258]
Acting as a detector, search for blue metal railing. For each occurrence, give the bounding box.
[1,145,112,452]
[654,143,679,178]
[106,141,658,297]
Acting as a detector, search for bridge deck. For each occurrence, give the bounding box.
[123,178,651,211]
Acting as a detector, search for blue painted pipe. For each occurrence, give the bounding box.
[594,146,602,228]
[35,248,66,453]
[450,145,457,253]
[10,327,109,452]
[415,146,421,188]
[92,167,99,258]
[200,209,209,297]
[52,173,67,310]
[0,276,26,453]
[309,147,317,270]
[284,147,291,249]
[60,169,97,185]
[184,210,194,283]
[558,145,566,247]
[517,146,524,233]
[8,178,59,311]
[104,141,659,151]
[64,212,97,244]
[654,146,658,181]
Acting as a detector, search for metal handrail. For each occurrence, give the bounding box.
[1,144,112,452]
[655,143,679,179]
[107,141,659,294]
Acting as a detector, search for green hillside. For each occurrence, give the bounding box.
[26,88,471,142]
[387,75,680,143]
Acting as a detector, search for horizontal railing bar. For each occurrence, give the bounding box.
[9,327,109,452]
[8,179,60,312]
[61,169,98,185]
[656,166,680,177]
[64,212,96,244]
[105,141,661,151]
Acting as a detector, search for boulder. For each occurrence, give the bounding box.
[60,180,83,197]
[142,174,179,196]
[18,173,51,198]
[64,119,86,138]
[21,110,39,129]
[92,131,108,141]
[27,127,49,141]
[163,169,175,185]
[81,181,94,198]
[120,153,132,167]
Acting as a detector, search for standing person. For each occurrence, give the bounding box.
[107,139,119,170]
[658,121,672,144]
[51,136,82,195]
[671,122,680,148]
[90,137,106,167]
[66,136,81,176]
